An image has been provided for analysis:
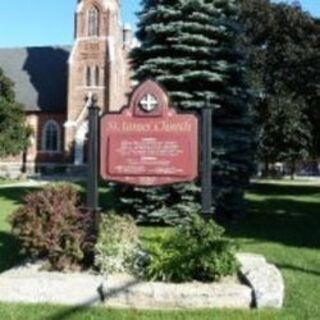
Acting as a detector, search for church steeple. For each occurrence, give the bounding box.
[65,0,132,165]
[75,0,120,39]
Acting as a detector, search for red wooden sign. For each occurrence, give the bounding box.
[100,80,198,186]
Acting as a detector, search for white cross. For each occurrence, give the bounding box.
[140,94,158,112]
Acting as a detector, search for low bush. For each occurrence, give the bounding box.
[94,213,144,276]
[143,213,239,283]
[9,183,95,271]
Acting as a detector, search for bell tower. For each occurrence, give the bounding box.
[65,0,132,164]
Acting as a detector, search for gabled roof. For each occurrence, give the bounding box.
[0,46,71,113]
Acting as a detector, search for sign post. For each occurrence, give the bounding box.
[87,95,100,212]
[201,107,213,220]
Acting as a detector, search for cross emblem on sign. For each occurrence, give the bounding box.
[139,94,158,112]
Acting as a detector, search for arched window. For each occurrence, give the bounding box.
[86,66,100,87]
[86,66,91,87]
[94,66,100,86]
[42,120,60,152]
[88,7,99,37]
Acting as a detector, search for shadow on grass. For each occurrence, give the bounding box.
[227,183,320,249]
[0,187,33,273]
[0,231,22,273]
[277,263,320,277]
[0,186,40,207]
[250,182,320,197]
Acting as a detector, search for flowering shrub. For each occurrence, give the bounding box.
[94,213,143,275]
[9,184,95,271]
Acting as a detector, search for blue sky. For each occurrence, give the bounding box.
[0,0,318,48]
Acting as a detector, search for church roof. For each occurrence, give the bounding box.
[0,46,71,113]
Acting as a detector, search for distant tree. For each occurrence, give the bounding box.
[0,68,30,157]
[123,0,254,222]
[240,0,320,98]
[239,0,320,167]
[258,88,311,178]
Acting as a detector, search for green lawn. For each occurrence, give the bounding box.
[0,179,17,186]
[0,181,319,320]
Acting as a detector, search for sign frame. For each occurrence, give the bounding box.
[100,79,200,187]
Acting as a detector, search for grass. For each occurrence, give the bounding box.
[0,303,283,320]
[0,179,17,186]
[0,181,319,319]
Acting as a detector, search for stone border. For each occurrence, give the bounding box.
[100,275,252,309]
[0,254,284,310]
[236,253,285,309]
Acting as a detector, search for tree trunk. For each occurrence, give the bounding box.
[290,160,296,180]
[264,160,270,177]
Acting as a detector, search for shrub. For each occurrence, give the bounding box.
[94,213,144,275]
[144,213,239,283]
[9,184,95,271]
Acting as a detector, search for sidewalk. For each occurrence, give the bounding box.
[0,175,86,189]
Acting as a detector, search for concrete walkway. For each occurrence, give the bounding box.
[0,176,85,189]
[0,180,48,189]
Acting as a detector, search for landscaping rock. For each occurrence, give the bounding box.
[0,253,284,310]
[0,263,103,306]
[236,253,285,308]
[101,276,252,309]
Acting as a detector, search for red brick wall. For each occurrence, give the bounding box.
[31,112,66,164]
[0,112,67,166]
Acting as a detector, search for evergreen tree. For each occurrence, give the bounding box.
[0,68,30,158]
[121,0,253,223]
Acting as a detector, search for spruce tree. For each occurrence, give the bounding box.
[121,0,253,222]
[0,68,30,158]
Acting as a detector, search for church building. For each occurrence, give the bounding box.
[0,0,132,177]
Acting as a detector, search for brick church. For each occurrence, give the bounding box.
[0,0,132,177]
